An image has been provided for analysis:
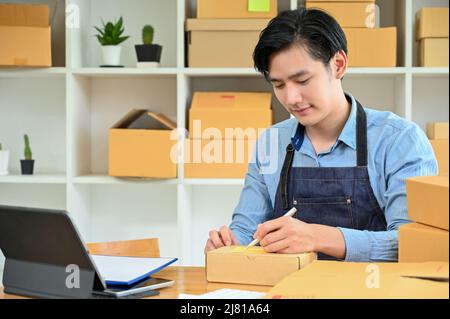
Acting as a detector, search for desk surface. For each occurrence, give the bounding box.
[0,266,271,299]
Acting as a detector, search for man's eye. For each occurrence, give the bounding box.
[297,79,310,85]
[274,84,284,89]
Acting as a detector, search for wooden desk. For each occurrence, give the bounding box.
[0,266,271,299]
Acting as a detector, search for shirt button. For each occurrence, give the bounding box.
[293,200,298,205]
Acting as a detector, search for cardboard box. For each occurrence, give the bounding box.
[266,260,449,299]
[430,139,449,175]
[186,19,270,67]
[184,138,256,178]
[0,3,51,67]
[419,38,449,67]
[206,246,317,286]
[344,27,397,67]
[109,110,177,178]
[197,0,277,19]
[399,223,449,262]
[427,122,449,140]
[189,92,272,138]
[416,7,449,40]
[306,2,376,28]
[406,175,449,230]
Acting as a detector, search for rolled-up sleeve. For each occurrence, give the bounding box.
[339,123,438,262]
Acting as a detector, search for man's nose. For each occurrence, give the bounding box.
[285,84,303,107]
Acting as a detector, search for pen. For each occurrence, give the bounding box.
[245,207,298,249]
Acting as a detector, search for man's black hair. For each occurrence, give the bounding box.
[253,7,348,81]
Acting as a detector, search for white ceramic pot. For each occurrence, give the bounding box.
[0,150,10,176]
[101,45,122,66]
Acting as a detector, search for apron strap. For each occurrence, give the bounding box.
[356,101,368,167]
[280,143,296,210]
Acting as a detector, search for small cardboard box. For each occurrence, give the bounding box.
[344,27,397,67]
[416,7,449,40]
[406,175,449,230]
[427,122,449,140]
[430,139,449,175]
[197,0,277,19]
[184,138,256,178]
[419,38,449,67]
[109,110,177,178]
[266,260,449,299]
[189,92,272,138]
[399,223,449,262]
[186,18,270,67]
[206,246,317,286]
[306,2,376,28]
[0,3,51,67]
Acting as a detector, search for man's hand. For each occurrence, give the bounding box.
[204,225,240,253]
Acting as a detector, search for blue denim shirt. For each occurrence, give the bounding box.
[229,93,438,262]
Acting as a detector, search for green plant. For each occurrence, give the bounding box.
[94,17,130,46]
[0,143,2,151]
[24,134,32,160]
[142,25,154,45]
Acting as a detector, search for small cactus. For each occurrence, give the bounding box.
[24,134,32,160]
[142,25,154,45]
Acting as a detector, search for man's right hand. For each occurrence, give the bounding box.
[204,225,239,253]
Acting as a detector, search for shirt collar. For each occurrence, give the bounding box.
[290,93,357,151]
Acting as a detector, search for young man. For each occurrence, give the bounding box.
[204,8,437,261]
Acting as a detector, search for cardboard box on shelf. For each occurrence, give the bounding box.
[427,122,449,140]
[266,260,449,299]
[406,175,449,230]
[419,38,449,67]
[197,0,277,19]
[430,139,449,175]
[206,246,317,286]
[184,138,257,178]
[306,2,377,28]
[344,27,397,67]
[109,110,177,178]
[0,3,51,67]
[189,92,272,138]
[186,18,270,67]
[416,7,449,40]
[399,223,449,262]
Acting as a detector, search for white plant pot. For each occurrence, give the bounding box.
[0,150,10,176]
[101,45,122,66]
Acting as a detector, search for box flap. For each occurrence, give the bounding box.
[191,92,272,109]
[186,18,270,31]
[0,3,49,27]
[112,109,176,130]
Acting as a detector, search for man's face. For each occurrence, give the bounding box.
[268,45,341,127]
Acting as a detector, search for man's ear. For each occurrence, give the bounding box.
[331,50,348,80]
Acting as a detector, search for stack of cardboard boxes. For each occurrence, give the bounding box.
[186,0,277,67]
[416,7,449,67]
[306,0,397,67]
[0,3,52,67]
[399,122,449,262]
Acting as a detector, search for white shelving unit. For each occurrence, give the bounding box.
[0,0,449,270]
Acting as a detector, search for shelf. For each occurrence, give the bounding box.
[411,67,450,77]
[0,174,66,184]
[183,68,261,77]
[72,175,178,185]
[0,67,67,78]
[71,68,178,78]
[184,178,245,186]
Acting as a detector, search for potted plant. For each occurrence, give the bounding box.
[135,25,163,68]
[0,143,10,176]
[20,134,34,175]
[94,17,130,67]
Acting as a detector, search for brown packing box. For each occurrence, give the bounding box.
[399,223,449,263]
[306,2,376,28]
[189,92,272,138]
[184,138,256,178]
[419,38,449,67]
[109,110,177,178]
[0,3,51,67]
[186,18,270,67]
[206,246,317,286]
[406,175,449,230]
[427,122,449,140]
[266,260,449,299]
[197,0,277,19]
[344,27,397,67]
[430,139,449,175]
[416,7,449,40]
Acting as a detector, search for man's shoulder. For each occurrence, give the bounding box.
[365,107,417,134]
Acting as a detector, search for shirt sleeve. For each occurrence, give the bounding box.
[229,134,274,246]
[339,123,438,262]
